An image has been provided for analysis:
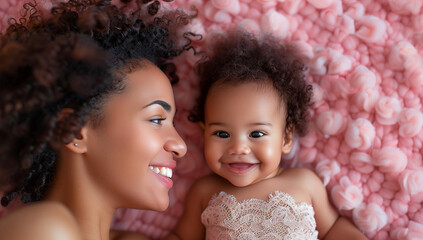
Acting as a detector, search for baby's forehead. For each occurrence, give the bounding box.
[208,80,287,106]
[206,81,287,115]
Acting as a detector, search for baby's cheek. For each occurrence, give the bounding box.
[204,143,222,162]
[259,142,283,163]
[256,144,283,179]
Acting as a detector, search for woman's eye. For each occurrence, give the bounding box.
[151,118,165,125]
[250,131,265,138]
[214,131,230,138]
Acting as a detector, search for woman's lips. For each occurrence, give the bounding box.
[224,162,258,175]
[149,166,174,189]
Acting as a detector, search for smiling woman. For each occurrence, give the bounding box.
[0,0,194,239]
[71,62,186,211]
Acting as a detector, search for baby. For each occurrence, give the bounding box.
[167,32,367,239]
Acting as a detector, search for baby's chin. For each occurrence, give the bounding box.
[221,174,262,188]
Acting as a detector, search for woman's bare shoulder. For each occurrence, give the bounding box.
[0,201,81,240]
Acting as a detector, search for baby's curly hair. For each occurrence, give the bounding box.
[0,0,196,206]
[189,32,313,136]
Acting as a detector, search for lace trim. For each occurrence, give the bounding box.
[201,191,319,240]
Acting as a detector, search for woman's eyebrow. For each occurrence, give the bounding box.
[144,100,172,112]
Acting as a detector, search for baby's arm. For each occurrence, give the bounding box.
[166,179,208,240]
[300,168,368,240]
[323,217,368,240]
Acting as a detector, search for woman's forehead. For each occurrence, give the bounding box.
[114,64,174,105]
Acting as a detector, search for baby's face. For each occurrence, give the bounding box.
[203,81,293,187]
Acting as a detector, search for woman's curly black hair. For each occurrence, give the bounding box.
[0,0,197,206]
[189,32,313,137]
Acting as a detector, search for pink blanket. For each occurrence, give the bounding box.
[1,0,423,239]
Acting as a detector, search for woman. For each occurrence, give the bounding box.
[0,0,195,239]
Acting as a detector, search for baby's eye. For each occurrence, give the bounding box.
[249,131,265,138]
[214,131,230,138]
[151,118,166,125]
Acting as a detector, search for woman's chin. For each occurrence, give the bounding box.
[148,194,170,212]
[151,201,169,212]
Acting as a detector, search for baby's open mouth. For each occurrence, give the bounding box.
[225,162,258,174]
[228,163,255,170]
[149,166,173,178]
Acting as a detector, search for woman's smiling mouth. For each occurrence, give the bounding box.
[149,166,173,178]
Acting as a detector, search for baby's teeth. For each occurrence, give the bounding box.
[167,168,172,178]
[153,167,160,174]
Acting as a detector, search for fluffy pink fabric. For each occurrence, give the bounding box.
[344,118,376,150]
[1,0,423,239]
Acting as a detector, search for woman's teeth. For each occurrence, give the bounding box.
[149,166,173,178]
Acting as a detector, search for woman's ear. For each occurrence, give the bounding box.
[65,126,88,154]
[57,108,89,154]
[281,130,295,154]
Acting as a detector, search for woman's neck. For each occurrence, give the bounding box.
[45,149,116,240]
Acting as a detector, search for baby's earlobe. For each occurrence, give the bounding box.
[281,132,295,154]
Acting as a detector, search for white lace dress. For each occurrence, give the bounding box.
[201,191,319,240]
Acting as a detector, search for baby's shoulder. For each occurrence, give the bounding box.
[0,201,81,240]
[191,174,226,194]
[280,167,328,200]
[194,173,227,187]
[188,174,231,203]
[280,168,323,188]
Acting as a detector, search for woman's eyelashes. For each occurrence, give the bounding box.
[150,118,166,125]
[212,130,266,138]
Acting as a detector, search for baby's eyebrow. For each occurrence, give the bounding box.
[144,100,172,113]
[249,122,273,126]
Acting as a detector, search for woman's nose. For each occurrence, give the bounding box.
[165,128,187,158]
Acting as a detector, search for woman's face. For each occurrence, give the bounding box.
[84,61,186,211]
